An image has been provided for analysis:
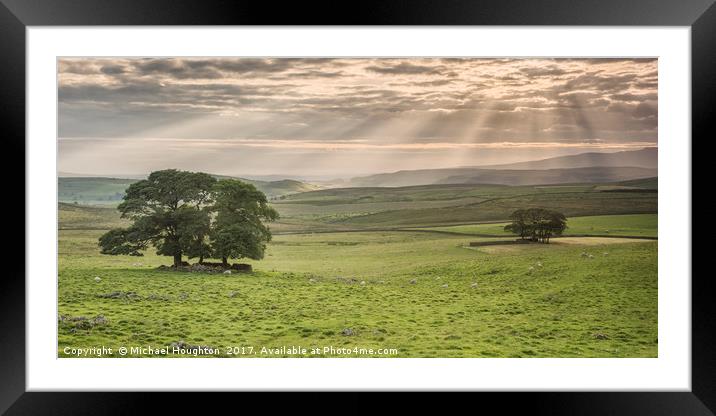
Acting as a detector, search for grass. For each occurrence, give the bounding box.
[59,228,657,358]
[333,192,657,229]
[57,179,658,358]
[59,181,657,233]
[417,214,658,238]
[59,202,129,230]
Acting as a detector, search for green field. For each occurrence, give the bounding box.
[58,178,658,358]
[59,229,656,358]
[270,182,657,232]
[416,214,658,238]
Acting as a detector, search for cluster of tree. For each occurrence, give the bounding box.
[503,208,568,243]
[98,170,278,267]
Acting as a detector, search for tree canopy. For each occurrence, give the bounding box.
[211,179,279,266]
[504,208,567,243]
[98,170,278,267]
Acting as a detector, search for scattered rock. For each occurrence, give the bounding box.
[93,315,108,325]
[409,279,417,284]
[581,252,589,258]
[190,264,214,272]
[308,278,317,283]
[228,291,239,298]
[592,332,609,340]
[603,252,609,256]
[536,262,543,267]
[441,284,449,288]
[94,276,101,282]
[170,340,191,349]
[360,281,366,285]
[97,291,140,300]
[341,328,355,336]
[223,270,232,275]
[58,314,108,332]
[157,262,252,274]
[471,282,478,288]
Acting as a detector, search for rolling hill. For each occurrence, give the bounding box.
[478,147,657,170]
[434,166,657,186]
[346,147,657,187]
[347,166,657,187]
[247,179,321,197]
[58,176,321,205]
[61,178,658,232]
[58,177,138,204]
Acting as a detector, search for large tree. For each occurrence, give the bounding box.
[99,170,216,267]
[210,179,279,266]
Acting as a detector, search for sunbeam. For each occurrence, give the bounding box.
[58,57,657,177]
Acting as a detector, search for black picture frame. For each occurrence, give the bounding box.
[1,0,709,413]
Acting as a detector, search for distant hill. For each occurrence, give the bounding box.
[58,177,137,205]
[434,167,657,186]
[347,166,657,187]
[58,175,321,205]
[478,147,657,170]
[245,178,321,198]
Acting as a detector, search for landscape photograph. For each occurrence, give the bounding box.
[57,57,658,358]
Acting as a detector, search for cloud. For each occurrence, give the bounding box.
[633,101,657,119]
[58,57,658,174]
[518,65,572,77]
[365,62,445,75]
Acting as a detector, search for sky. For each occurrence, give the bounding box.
[58,58,657,179]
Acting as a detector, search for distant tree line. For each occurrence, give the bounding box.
[504,208,567,243]
[98,169,278,267]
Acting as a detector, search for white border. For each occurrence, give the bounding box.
[27,27,691,391]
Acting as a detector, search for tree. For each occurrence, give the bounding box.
[178,205,213,264]
[504,209,530,239]
[180,172,216,264]
[98,170,216,267]
[539,210,567,243]
[210,179,279,266]
[504,208,567,243]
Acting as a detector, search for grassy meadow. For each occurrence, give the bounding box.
[58,180,658,358]
[416,214,658,238]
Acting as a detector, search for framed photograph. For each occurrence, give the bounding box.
[3,0,709,412]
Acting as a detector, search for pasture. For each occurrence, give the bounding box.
[58,226,657,358]
[57,180,658,358]
[416,214,658,238]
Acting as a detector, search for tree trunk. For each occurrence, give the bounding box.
[222,257,228,267]
[199,255,204,265]
[173,253,182,268]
